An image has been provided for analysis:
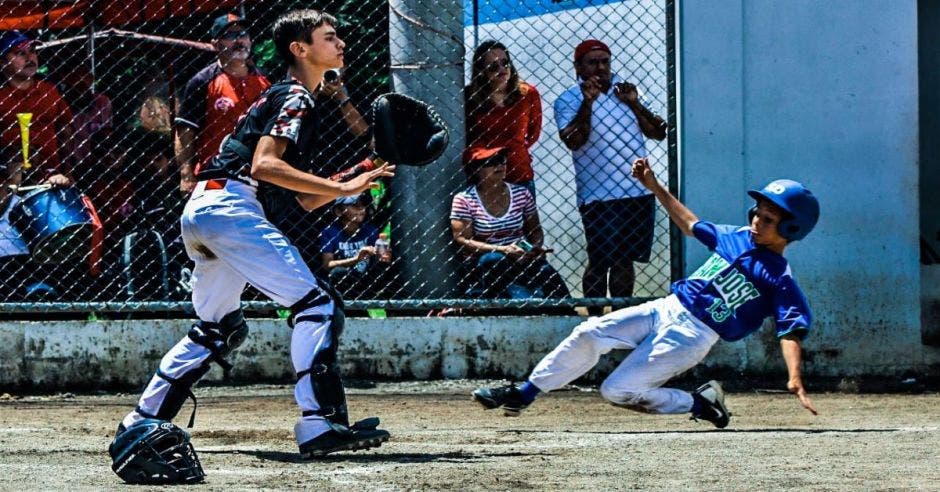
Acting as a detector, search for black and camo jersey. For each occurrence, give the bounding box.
[197,75,319,222]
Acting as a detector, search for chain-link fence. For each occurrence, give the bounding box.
[0,0,675,315]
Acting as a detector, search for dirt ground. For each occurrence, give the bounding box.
[0,380,938,491]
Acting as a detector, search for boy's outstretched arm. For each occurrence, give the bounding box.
[780,334,818,415]
[631,158,698,236]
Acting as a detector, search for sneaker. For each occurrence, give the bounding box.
[690,380,731,428]
[472,384,529,417]
[299,425,390,458]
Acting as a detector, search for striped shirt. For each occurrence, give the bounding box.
[450,183,537,246]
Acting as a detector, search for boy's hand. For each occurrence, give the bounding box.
[341,164,396,195]
[631,158,657,190]
[787,377,818,415]
[357,246,376,261]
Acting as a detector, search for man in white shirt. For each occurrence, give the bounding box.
[554,39,666,311]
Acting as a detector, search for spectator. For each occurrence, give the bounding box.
[127,129,179,239]
[122,129,180,300]
[554,39,666,310]
[319,193,394,300]
[86,131,137,277]
[59,64,113,178]
[279,67,374,269]
[450,147,569,299]
[175,13,270,195]
[0,144,63,300]
[138,95,172,134]
[465,40,542,196]
[0,30,72,187]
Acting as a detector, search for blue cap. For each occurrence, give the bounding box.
[334,193,369,206]
[0,31,32,58]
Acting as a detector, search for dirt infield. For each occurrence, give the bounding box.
[1,380,938,490]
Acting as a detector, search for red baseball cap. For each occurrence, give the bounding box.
[574,39,611,63]
[463,146,506,166]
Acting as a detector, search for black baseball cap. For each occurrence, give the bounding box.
[210,13,246,39]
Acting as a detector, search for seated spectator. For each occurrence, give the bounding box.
[125,128,186,300]
[319,193,394,300]
[85,131,137,281]
[59,64,112,176]
[0,30,72,187]
[465,40,542,197]
[138,95,172,134]
[126,129,179,239]
[450,147,569,299]
[0,146,59,300]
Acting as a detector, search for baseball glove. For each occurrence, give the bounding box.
[371,92,449,166]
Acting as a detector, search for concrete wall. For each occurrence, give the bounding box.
[679,0,926,373]
[0,314,927,391]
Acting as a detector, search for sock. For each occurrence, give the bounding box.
[518,380,541,404]
[690,396,704,415]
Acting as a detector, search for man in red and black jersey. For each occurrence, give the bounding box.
[175,13,271,195]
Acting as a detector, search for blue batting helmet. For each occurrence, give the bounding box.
[747,179,820,242]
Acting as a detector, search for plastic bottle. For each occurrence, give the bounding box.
[375,232,391,263]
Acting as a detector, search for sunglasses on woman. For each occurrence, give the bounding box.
[484,59,511,73]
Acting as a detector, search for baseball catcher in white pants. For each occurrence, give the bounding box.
[474,158,821,428]
[109,11,398,482]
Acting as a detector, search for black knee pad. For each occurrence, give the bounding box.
[188,309,249,372]
[288,284,343,328]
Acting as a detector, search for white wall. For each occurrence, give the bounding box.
[679,0,924,371]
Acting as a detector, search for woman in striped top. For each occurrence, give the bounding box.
[450,147,569,299]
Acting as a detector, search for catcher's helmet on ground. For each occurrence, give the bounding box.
[372,92,449,166]
[747,179,820,242]
[109,419,205,485]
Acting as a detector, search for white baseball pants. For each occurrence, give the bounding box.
[125,180,336,442]
[529,295,720,414]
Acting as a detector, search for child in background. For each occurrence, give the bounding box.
[319,193,394,299]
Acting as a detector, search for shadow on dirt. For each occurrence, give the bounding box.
[500,428,902,435]
[199,449,553,464]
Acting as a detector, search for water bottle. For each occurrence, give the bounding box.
[375,233,391,263]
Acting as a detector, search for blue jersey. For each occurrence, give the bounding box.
[672,221,812,342]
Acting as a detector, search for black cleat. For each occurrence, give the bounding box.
[690,380,731,429]
[299,424,390,458]
[472,384,529,417]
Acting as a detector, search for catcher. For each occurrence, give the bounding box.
[109,9,447,484]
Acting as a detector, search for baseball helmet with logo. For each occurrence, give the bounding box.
[109,419,205,484]
[747,179,820,242]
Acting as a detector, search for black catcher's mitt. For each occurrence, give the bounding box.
[372,92,449,166]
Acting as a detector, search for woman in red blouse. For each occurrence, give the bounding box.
[465,40,542,195]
